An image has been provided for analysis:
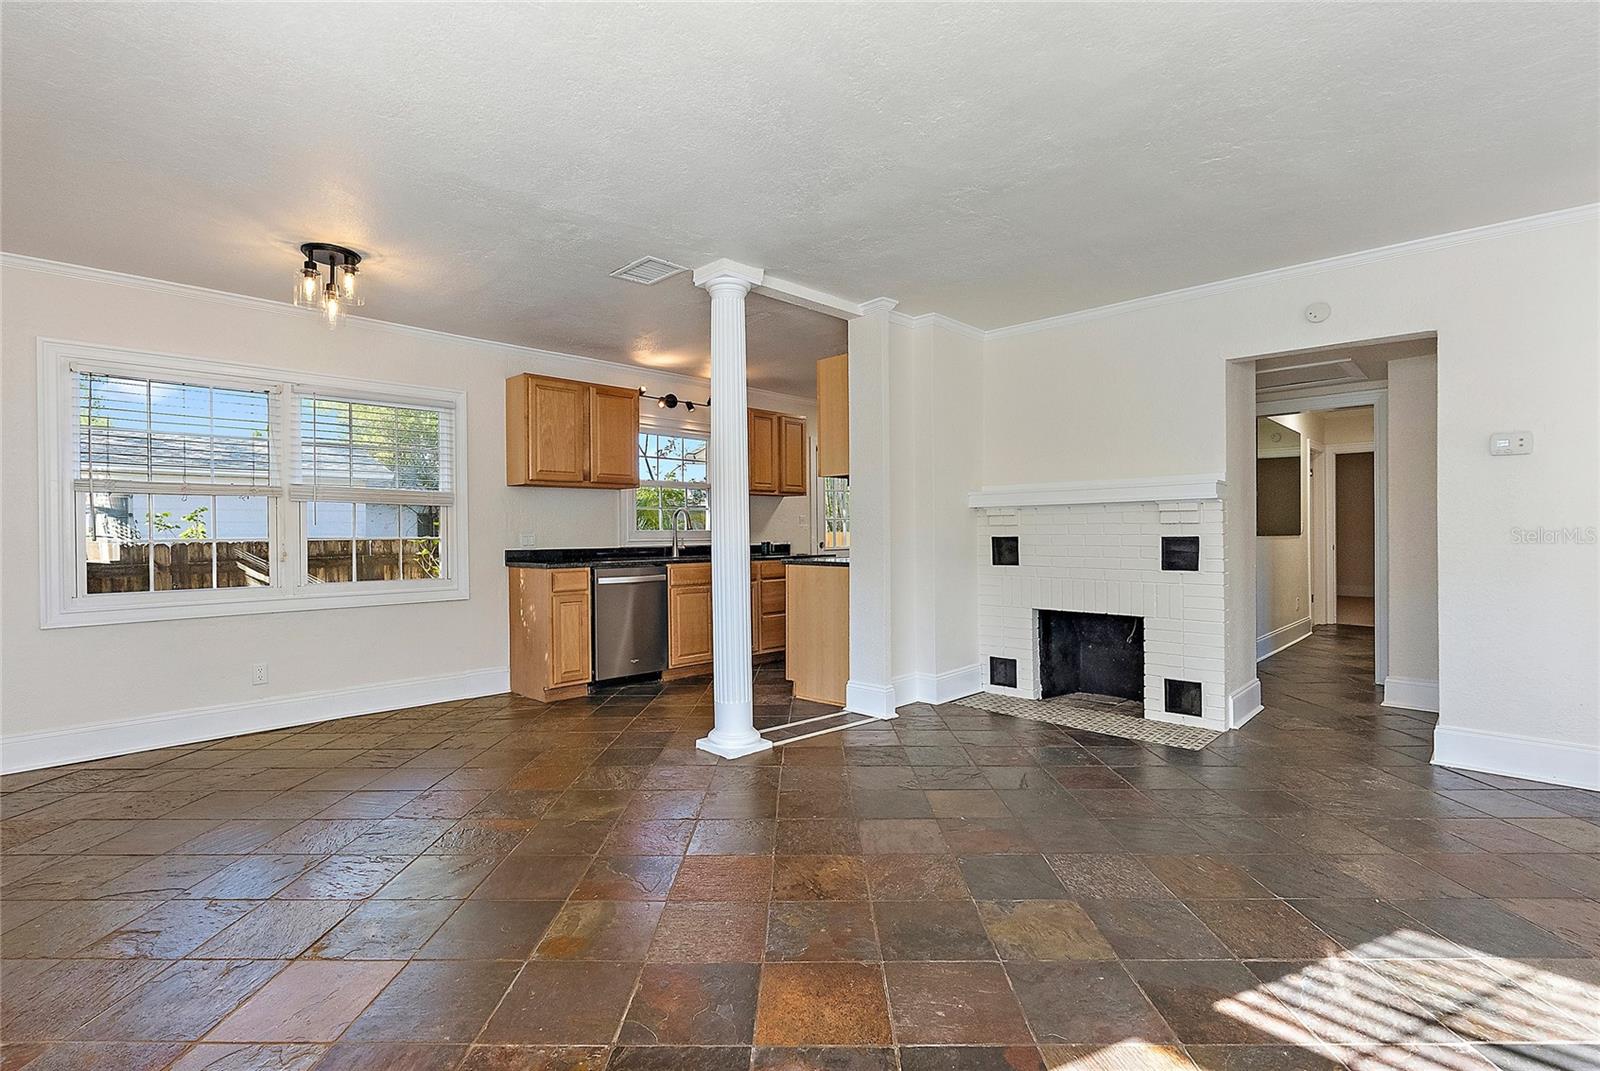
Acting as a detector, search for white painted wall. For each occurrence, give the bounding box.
[977,211,1599,786]
[1386,355,1440,702]
[892,322,984,703]
[0,260,814,763]
[1323,407,1375,445]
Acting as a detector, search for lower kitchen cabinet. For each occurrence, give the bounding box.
[667,559,786,675]
[667,563,713,670]
[509,567,592,701]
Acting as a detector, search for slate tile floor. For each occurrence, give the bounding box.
[3,627,1599,1070]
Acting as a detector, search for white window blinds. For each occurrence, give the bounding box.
[291,391,455,505]
[75,369,278,494]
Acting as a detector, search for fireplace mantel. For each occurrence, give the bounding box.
[967,474,1225,510]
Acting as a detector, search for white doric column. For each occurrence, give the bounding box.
[693,259,772,759]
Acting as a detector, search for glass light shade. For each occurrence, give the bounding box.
[293,263,322,308]
[323,286,343,329]
[336,263,364,307]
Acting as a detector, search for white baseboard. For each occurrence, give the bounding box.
[1256,617,1312,661]
[0,666,510,774]
[1433,725,1600,791]
[892,664,984,707]
[845,679,899,719]
[1227,678,1264,729]
[1382,676,1440,713]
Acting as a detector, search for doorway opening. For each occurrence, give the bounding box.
[1240,334,1439,716]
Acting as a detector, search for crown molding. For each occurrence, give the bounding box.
[984,202,1600,340]
[888,310,988,341]
[0,251,817,412]
[858,296,900,315]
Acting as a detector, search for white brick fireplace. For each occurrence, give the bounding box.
[970,475,1230,731]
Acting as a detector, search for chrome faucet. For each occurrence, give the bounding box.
[671,507,691,558]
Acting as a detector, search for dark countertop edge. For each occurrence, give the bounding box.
[507,544,787,567]
[506,551,847,569]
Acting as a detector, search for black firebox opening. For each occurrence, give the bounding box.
[1038,610,1144,703]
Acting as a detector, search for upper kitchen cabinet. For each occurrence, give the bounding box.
[506,374,640,488]
[816,353,848,477]
[779,415,807,495]
[588,383,642,486]
[749,407,806,496]
[749,409,779,494]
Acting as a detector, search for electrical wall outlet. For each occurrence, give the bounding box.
[251,662,269,686]
[518,532,538,547]
[1489,431,1533,456]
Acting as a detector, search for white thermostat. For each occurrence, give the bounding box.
[1489,431,1533,456]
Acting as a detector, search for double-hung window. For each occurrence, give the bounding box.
[293,392,453,585]
[820,476,850,550]
[42,341,468,627]
[629,426,709,541]
[77,367,279,595]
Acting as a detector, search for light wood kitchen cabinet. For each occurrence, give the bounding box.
[667,562,713,669]
[748,409,779,494]
[754,559,786,655]
[668,559,785,673]
[589,384,642,487]
[779,416,807,495]
[748,408,806,496]
[816,352,848,478]
[506,373,640,488]
[785,563,848,705]
[509,567,592,701]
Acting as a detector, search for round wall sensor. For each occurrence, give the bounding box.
[1305,302,1332,324]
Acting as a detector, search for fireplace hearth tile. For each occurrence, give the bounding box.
[950,693,1221,751]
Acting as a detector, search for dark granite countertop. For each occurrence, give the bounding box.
[782,556,849,567]
[507,544,809,569]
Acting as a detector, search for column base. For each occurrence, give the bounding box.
[695,733,775,760]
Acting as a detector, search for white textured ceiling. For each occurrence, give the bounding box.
[3,3,1595,395]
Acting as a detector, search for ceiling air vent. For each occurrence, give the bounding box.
[609,257,688,285]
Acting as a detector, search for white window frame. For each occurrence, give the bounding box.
[619,411,712,546]
[38,339,469,628]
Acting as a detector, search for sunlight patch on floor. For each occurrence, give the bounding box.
[1215,929,1600,1068]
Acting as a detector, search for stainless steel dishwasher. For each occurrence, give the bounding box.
[592,564,668,682]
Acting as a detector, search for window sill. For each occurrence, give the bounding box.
[42,580,469,629]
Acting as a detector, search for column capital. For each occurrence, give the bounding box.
[693,258,765,294]
[858,296,900,316]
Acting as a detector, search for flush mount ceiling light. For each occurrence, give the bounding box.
[610,257,687,285]
[293,242,365,328]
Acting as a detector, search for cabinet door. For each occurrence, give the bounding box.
[816,353,849,478]
[668,585,714,667]
[589,385,640,487]
[530,377,588,484]
[748,410,778,494]
[549,590,593,685]
[759,610,786,654]
[778,415,807,495]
